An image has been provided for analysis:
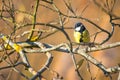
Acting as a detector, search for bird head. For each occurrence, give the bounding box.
[74,22,86,32]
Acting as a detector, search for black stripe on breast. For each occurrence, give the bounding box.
[79,25,86,33]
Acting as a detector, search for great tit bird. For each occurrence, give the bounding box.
[74,22,90,43]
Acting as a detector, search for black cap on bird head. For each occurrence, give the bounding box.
[74,22,86,32]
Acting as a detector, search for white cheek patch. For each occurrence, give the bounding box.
[75,27,81,31]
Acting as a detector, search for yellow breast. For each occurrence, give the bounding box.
[74,31,81,43]
[74,30,90,43]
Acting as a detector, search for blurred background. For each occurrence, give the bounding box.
[0,0,120,80]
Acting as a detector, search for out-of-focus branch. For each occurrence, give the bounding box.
[22,41,120,75]
[1,39,120,75]
[30,42,53,80]
[93,0,120,45]
[0,62,29,79]
[0,33,53,80]
[0,34,37,76]
[93,0,119,18]
[26,42,120,74]
[27,0,40,41]
[117,72,120,80]
[1,41,120,53]
[63,0,76,15]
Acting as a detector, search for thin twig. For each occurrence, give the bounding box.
[30,42,53,80]
[27,0,40,41]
